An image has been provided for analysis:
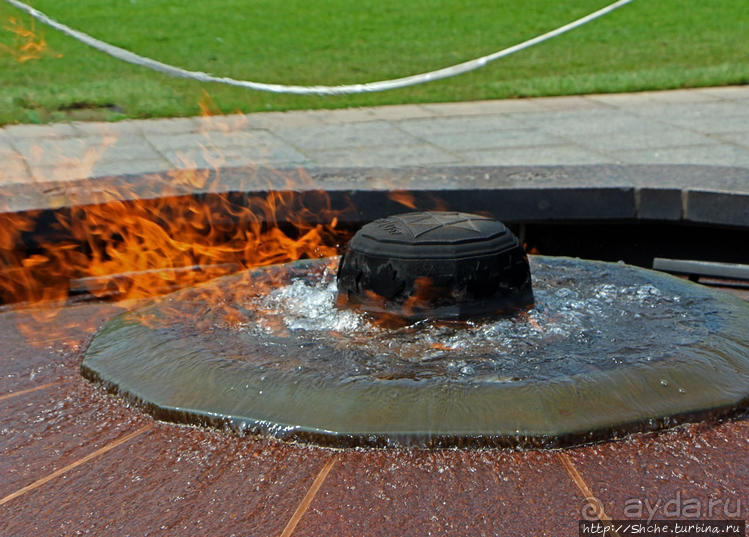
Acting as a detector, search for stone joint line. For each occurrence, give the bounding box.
[279,455,338,537]
[0,424,153,507]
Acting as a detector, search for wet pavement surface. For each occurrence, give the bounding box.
[1,299,746,536]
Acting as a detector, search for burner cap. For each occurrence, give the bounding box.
[336,212,534,320]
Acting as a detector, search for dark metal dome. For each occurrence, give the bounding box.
[336,212,534,320]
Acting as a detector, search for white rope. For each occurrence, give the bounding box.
[3,0,633,95]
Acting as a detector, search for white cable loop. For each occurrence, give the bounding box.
[3,0,632,95]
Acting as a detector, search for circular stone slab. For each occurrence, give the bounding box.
[81,256,749,448]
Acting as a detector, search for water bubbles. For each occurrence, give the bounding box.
[555,287,577,299]
[261,278,368,333]
[459,365,475,376]
[594,284,618,302]
[638,284,661,297]
[236,257,712,383]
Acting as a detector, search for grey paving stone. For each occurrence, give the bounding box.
[90,158,173,178]
[395,115,527,138]
[366,104,438,121]
[459,145,615,166]
[102,143,167,163]
[242,110,328,130]
[3,123,78,139]
[514,109,652,136]
[134,116,201,134]
[160,144,310,169]
[72,120,145,137]
[28,164,94,183]
[28,157,172,182]
[312,108,385,124]
[272,121,420,151]
[0,141,21,158]
[298,105,434,124]
[0,157,31,185]
[615,144,749,167]
[712,132,749,148]
[656,114,749,135]
[219,165,744,194]
[1,151,27,167]
[561,127,717,152]
[274,108,342,125]
[2,86,747,185]
[587,89,720,107]
[308,144,461,167]
[422,99,544,116]
[415,128,567,152]
[693,86,749,100]
[627,102,749,131]
[144,129,283,152]
[12,137,166,167]
[531,96,610,111]
[194,114,260,133]
[649,100,748,118]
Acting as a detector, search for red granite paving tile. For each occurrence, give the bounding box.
[564,416,749,522]
[0,302,125,393]
[294,448,586,537]
[2,297,746,536]
[1,421,333,537]
[0,377,151,498]
[0,301,152,499]
[0,300,331,536]
[0,380,65,402]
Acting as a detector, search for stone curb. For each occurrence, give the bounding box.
[1,165,747,228]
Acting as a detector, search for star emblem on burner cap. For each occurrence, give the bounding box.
[397,212,490,238]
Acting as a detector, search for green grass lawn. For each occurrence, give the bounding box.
[0,0,747,124]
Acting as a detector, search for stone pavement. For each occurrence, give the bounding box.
[1,86,748,185]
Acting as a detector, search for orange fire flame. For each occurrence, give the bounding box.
[339,276,450,329]
[1,16,61,62]
[0,100,362,347]
[0,182,352,305]
[402,276,442,318]
[388,190,417,209]
[3,89,536,348]
[198,90,221,117]
[387,190,449,212]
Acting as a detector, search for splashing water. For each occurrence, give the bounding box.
[83,255,749,447]
[239,257,709,382]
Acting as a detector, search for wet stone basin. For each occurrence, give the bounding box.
[81,255,749,448]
